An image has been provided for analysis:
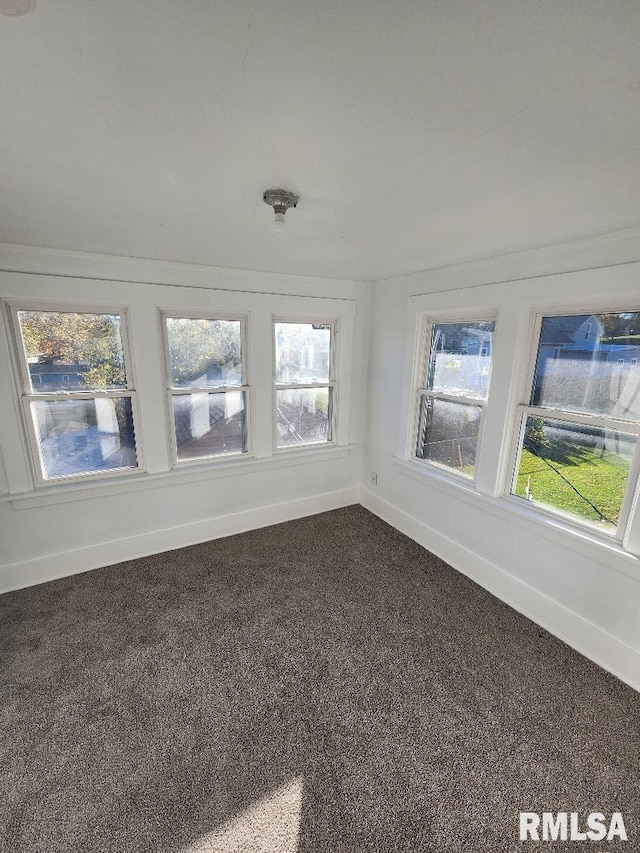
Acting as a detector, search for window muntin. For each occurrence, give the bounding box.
[12,308,140,482]
[274,321,334,449]
[163,315,248,463]
[510,311,640,538]
[415,320,495,479]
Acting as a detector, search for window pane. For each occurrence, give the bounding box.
[532,312,640,419]
[513,416,636,533]
[416,397,481,476]
[31,397,137,479]
[275,322,331,383]
[276,387,331,447]
[166,318,242,388]
[173,390,246,460]
[17,311,126,392]
[428,321,494,397]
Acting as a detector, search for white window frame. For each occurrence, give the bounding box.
[409,315,496,482]
[272,316,337,452]
[506,308,640,543]
[6,300,144,486]
[160,310,251,467]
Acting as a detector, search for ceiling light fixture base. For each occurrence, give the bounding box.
[263,188,299,215]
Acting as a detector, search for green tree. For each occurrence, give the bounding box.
[597,312,640,341]
[166,319,242,386]
[18,311,125,388]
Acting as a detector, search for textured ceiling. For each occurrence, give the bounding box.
[1,1,640,280]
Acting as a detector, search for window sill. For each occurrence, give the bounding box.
[393,457,640,579]
[3,444,355,510]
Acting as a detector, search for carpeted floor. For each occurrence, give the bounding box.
[1,505,638,852]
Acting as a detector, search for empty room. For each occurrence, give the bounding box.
[1,2,639,851]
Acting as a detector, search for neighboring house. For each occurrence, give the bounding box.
[460,327,493,357]
[538,313,602,363]
[538,315,640,369]
[28,358,89,390]
[599,343,640,365]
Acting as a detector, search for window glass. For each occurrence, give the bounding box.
[17,311,126,392]
[416,397,482,476]
[428,321,495,397]
[514,416,635,533]
[275,323,331,383]
[532,313,640,420]
[172,390,246,460]
[276,387,331,447]
[31,397,137,479]
[165,318,242,388]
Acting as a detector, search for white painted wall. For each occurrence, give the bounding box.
[0,247,371,592]
[361,231,640,692]
[2,235,640,693]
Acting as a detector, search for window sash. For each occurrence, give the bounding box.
[21,391,142,484]
[275,381,336,391]
[170,384,250,395]
[272,319,336,450]
[274,385,334,449]
[414,393,484,479]
[417,389,487,408]
[409,316,495,466]
[9,304,133,395]
[162,313,247,391]
[161,314,250,464]
[168,388,249,464]
[508,404,640,540]
[8,304,142,485]
[514,404,640,436]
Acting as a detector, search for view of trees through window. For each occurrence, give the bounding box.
[18,310,126,391]
[165,318,242,388]
[15,310,136,480]
[164,317,246,461]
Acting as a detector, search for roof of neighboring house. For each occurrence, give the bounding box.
[29,362,90,375]
[540,314,601,345]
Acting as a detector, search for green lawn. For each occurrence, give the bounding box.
[514,446,630,531]
[606,334,640,344]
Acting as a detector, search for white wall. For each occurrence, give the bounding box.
[361,230,640,692]
[0,247,371,592]
[3,234,640,693]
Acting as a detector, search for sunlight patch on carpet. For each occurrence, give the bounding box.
[180,777,304,853]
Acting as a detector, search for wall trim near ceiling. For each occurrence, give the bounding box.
[3,222,640,291]
[0,485,360,595]
[0,243,365,295]
[381,224,640,292]
[360,487,640,694]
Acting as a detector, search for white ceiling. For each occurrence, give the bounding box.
[1,1,640,281]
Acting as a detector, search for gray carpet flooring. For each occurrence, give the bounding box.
[1,505,638,852]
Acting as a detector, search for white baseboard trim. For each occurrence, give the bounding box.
[360,487,640,693]
[0,486,359,594]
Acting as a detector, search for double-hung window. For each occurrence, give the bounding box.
[510,310,640,539]
[163,315,249,463]
[10,306,140,482]
[274,320,335,449]
[414,319,495,478]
